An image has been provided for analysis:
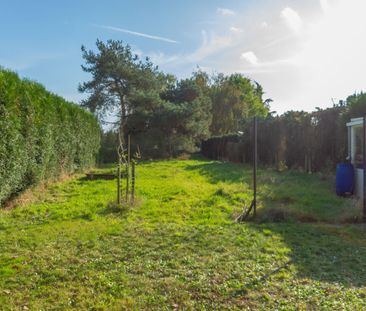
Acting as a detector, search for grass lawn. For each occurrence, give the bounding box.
[1,158,366,310]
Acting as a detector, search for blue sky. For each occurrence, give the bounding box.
[1,0,366,113]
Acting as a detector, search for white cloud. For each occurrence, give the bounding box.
[251,0,366,112]
[143,0,366,114]
[261,21,268,29]
[150,30,235,68]
[230,26,243,33]
[149,52,179,66]
[290,0,366,106]
[319,0,330,13]
[241,51,258,65]
[188,31,233,62]
[217,8,236,16]
[95,24,179,44]
[281,7,303,34]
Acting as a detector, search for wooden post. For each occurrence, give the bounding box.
[131,161,135,203]
[253,117,258,217]
[363,116,366,222]
[117,163,121,205]
[126,134,130,202]
[128,134,131,165]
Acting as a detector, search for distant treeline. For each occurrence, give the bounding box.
[202,93,366,172]
[96,68,270,160]
[80,40,269,162]
[0,69,100,205]
[81,40,366,170]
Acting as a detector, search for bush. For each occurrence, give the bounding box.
[0,69,100,205]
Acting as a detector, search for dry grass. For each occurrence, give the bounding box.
[3,172,82,210]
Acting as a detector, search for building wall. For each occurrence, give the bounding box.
[355,168,363,199]
[348,121,364,199]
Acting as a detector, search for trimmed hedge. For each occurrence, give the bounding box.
[0,69,100,205]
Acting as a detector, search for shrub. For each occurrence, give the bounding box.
[0,69,100,205]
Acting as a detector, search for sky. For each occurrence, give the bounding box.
[1,0,365,114]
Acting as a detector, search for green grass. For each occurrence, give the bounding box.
[1,158,366,310]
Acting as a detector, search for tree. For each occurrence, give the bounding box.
[79,39,164,138]
[78,40,272,159]
[98,130,118,163]
[161,77,212,155]
[127,76,212,158]
[209,74,269,135]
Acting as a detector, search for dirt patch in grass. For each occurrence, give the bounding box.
[254,207,318,223]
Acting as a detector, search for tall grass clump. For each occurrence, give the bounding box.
[0,69,100,205]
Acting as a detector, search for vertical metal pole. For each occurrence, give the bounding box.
[363,116,366,222]
[253,117,257,216]
[126,134,130,202]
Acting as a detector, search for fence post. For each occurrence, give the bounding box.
[126,134,130,202]
[117,163,121,205]
[253,117,257,217]
[131,161,135,203]
[363,115,366,222]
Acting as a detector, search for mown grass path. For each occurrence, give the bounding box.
[1,159,366,310]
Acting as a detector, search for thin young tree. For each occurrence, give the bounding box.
[79,40,164,202]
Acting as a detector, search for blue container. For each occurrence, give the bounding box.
[336,163,354,196]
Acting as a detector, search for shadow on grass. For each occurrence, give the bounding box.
[250,223,366,288]
[98,202,129,216]
[185,159,251,184]
[187,159,366,287]
[187,158,358,223]
[78,175,115,181]
[78,173,126,182]
[98,200,141,217]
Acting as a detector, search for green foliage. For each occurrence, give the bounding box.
[209,73,269,135]
[203,93,366,172]
[79,39,166,132]
[130,77,212,157]
[0,69,100,205]
[0,159,365,309]
[203,102,351,172]
[343,92,366,119]
[98,130,118,163]
[79,41,270,159]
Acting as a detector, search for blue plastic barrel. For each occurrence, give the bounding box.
[336,163,354,196]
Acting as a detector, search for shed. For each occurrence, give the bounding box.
[346,117,364,197]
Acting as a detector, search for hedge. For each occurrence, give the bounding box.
[0,69,101,205]
[201,108,347,172]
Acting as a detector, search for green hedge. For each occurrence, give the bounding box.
[0,69,100,205]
